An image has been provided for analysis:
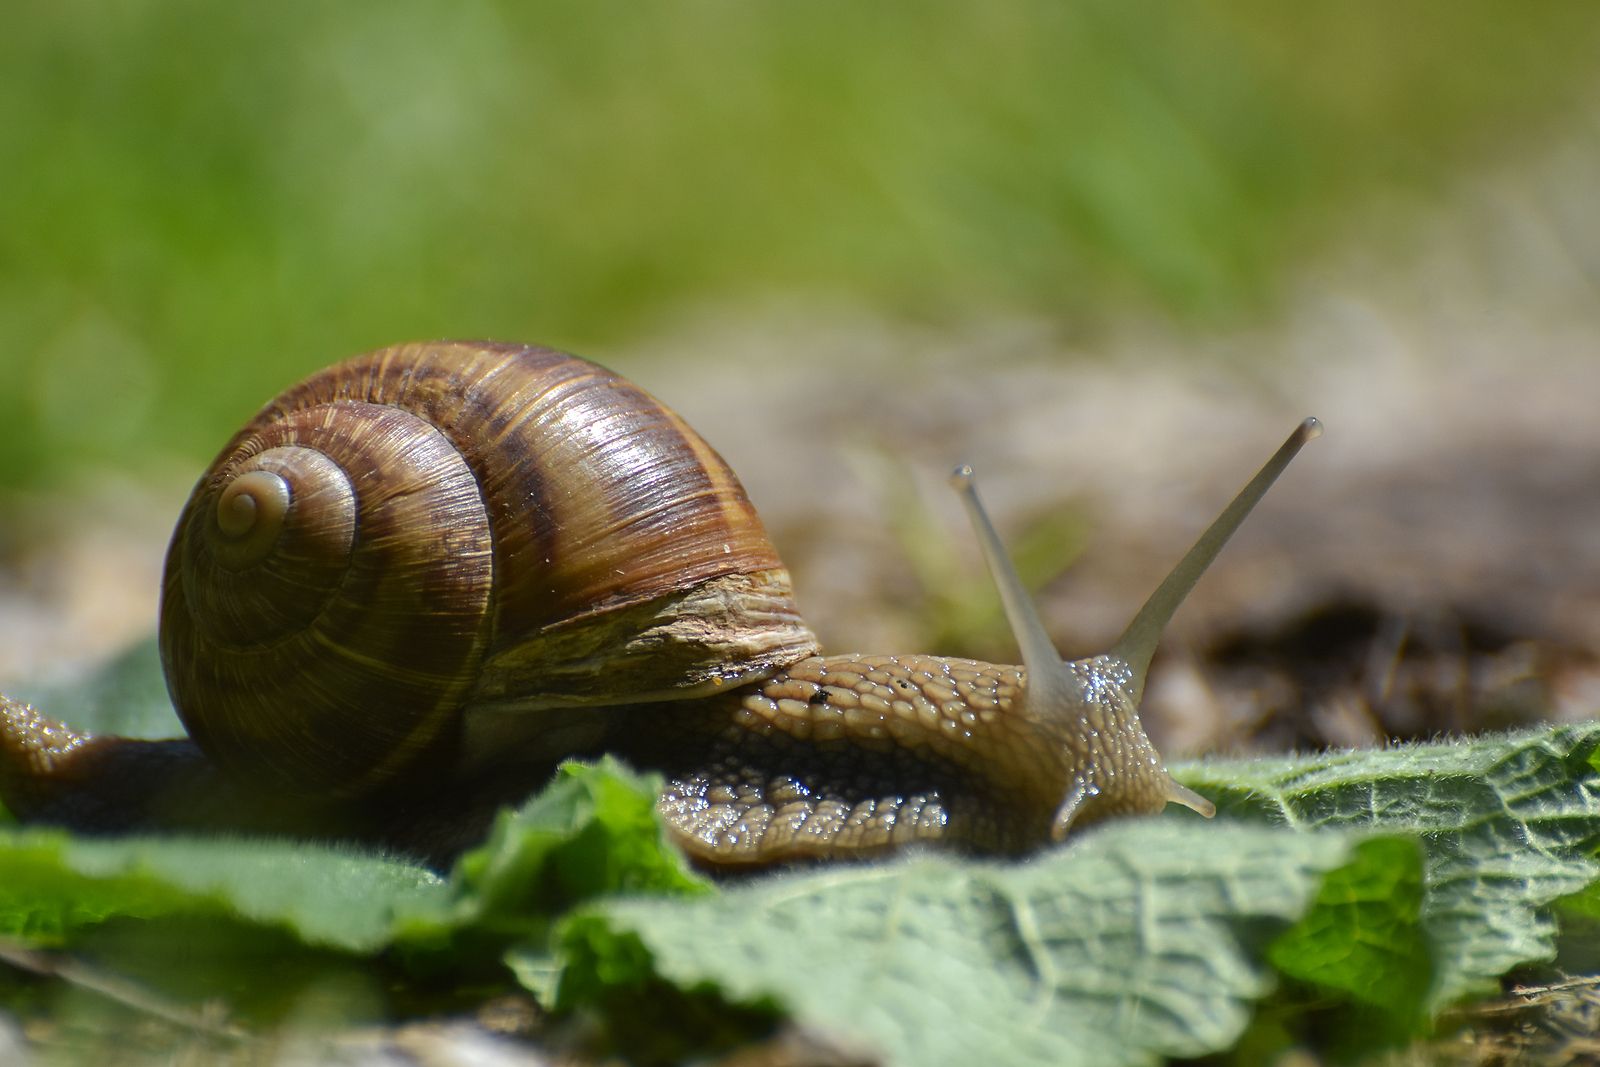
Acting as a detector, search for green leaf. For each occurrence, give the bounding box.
[549,821,1402,1067]
[0,760,704,1022]
[425,758,710,1003]
[549,726,1600,1064]
[0,829,445,952]
[385,757,709,977]
[1181,723,1600,1012]
[0,759,702,956]
[1267,835,1430,1043]
[450,758,708,929]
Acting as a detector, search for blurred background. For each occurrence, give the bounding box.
[3,1,1600,755]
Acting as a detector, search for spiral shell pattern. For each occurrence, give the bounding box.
[160,341,816,794]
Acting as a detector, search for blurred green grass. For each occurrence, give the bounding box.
[2,2,1597,489]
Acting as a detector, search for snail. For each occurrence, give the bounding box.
[0,340,1320,868]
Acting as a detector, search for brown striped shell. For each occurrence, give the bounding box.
[158,341,819,795]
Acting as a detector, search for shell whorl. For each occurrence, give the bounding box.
[159,341,818,795]
[161,399,496,792]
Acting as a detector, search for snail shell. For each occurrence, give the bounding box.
[0,338,1318,868]
[159,341,819,794]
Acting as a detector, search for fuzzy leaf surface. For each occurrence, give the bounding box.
[0,829,445,952]
[553,822,1408,1067]
[1184,723,1600,1011]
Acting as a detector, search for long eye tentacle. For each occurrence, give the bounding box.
[949,465,1072,706]
[1112,417,1322,701]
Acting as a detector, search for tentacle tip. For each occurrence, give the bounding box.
[1297,416,1323,443]
[1049,779,1095,842]
[1165,777,1216,819]
[948,463,975,492]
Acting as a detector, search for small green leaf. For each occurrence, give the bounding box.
[1268,835,1430,1035]
[390,757,710,986]
[447,758,708,933]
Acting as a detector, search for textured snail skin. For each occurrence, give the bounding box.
[0,340,1298,870]
[643,654,1172,865]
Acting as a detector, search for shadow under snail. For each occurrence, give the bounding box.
[0,340,1320,869]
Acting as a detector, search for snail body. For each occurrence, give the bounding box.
[0,341,1319,867]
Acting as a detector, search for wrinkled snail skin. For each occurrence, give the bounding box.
[636,654,1172,865]
[0,340,1321,870]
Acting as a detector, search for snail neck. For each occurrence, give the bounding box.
[1023,653,1208,836]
